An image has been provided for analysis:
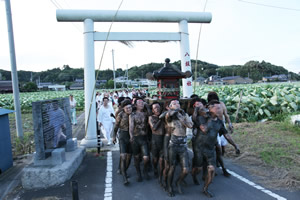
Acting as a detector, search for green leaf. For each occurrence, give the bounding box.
[250,97,261,104]
[289,102,298,111]
[270,98,277,106]
[285,95,293,103]
[264,109,271,117]
[259,108,264,115]
[242,107,250,112]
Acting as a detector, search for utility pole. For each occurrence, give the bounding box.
[111,49,116,90]
[4,0,23,138]
[126,64,129,88]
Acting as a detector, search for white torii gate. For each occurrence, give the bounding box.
[56,10,212,147]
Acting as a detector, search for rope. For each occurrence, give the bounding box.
[194,0,208,92]
[85,0,124,136]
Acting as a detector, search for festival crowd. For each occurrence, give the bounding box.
[93,88,240,198]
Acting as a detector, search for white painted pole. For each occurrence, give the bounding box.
[4,0,23,138]
[81,18,97,147]
[112,49,116,90]
[126,64,129,87]
[179,20,193,98]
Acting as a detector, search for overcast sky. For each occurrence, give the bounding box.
[0,0,299,74]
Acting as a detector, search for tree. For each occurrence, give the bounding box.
[106,80,114,89]
[23,82,38,92]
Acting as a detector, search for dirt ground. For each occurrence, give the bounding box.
[224,121,300,191]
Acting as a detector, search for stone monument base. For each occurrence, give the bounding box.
[21,146,86,189]
[80,138,102,148]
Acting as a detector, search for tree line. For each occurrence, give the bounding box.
[0,60,299,86]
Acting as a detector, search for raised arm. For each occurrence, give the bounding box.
[113,113,121,140]
[176,112,193,129]
[221,101,233,130]
[149,116,162,131]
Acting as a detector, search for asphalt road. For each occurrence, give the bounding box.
[6,149,299,200]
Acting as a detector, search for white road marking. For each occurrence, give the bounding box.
[104,151,113,200]
[226,169,287,200]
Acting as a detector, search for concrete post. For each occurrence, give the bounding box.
[4,0,23,138]
[80,18,97,147]
[112,49,116,90]
[179,20,193,98]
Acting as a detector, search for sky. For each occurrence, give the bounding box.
[0,0,300,75]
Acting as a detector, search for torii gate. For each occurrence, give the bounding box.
[56,10,212,147]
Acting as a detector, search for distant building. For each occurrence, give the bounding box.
[137,78,156,87]
[37,82,53,90]
[222,76,253,84]
[194,76,206,86]
[74,79,84,83]
[262,74,288,82]
[70,82,84,90]
[206,75,223,85]
[96,80,107,84]
[114,76,127,84]
[48,85,66,91]
[37,82,65,91]
[0,81,13,93]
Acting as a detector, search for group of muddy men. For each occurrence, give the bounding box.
[112,92,240,197]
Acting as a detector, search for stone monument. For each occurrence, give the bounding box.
[22,98,85,189]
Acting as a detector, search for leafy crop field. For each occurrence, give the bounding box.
[1,82,299,121]
[193,82,300,121]
[0,90,85,112]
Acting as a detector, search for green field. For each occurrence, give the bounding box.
[1,82,299,121]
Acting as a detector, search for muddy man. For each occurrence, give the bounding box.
[165,99,193,197]
[129,97,150,182]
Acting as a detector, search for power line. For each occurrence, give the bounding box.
[49,0,83,32]
[50,0,61,9]
[238,0,300,12]
[52,0,63,9]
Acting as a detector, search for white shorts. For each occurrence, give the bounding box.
[217,134,228,146]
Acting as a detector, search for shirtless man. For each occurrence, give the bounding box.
[165,99,193,197]
[112,99,132,185]
[190,97,208,185]
[194,100,229,197]
[207,92,240,177]
[207,91,240,155]
[148,102,165,185]
[129,97,150,182]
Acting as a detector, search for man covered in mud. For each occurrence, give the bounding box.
[148,102,165,186]
[190,97,208,185]
[207,92,240,177]
[112,99,133,185]
[192,100,229,197]
[165,99,193,197]
[207,91,240,155]
[158,102,171,191]
[129,97,150,182]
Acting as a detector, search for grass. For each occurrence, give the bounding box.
[9,113,35,157]
[228,116,300,189]
[234,120,299,167]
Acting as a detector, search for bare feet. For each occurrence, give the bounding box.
[203,188,214,198]
[176,180,182,194]
[223,169,231,177]
[192,174,200,185]
[168,187,175,197]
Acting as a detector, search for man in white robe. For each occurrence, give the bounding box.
[97,97,115,145]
